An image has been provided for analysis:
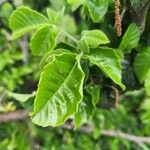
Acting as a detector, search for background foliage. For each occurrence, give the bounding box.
[0,0,150,149]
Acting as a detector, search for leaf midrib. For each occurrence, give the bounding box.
[35,56,78,114]
[13,23,50,38]
[39,26,53,49]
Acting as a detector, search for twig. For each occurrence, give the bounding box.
[63,124,150,144]
[101,130,150,144]
[0,110,28,123]
[103,85,120,109]
[1,110,150,144]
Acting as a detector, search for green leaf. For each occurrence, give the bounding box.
[59,15,77,35]
[9,6,49,39]
[86,47,125,90]
[141,98,150,124]
[92,109,104,139]
[39,49,72,70]
[74,91,94,129]
[141,98,150,110]
[31,51,85,127]
[87,0,109,23]
[77,39,89,54]
[81,30,110,47]
[8,91,36,102]
[74,84,100,129]
[145,71,150,96]
[119,23,140,53]
[130,0,149,13]
[56,42,77,53]
[133,47,150,82]
[46,7,65,24]
[86,84,100,106]
[30,25,60,56]
[67,0,85,11]
[74,85,100,129]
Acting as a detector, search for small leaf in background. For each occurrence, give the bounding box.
[46,7,65,24]
[87,0,109,23]
[86,84,100,106]
[0,2,13,25]
[145,70,150,97]
[74,85,100,129]
[50,0,64,10]
[74,95,94,129]
[133,47,150,82]
[86,47,125,90]
[31,51,84,127]
[0,51,14,71]
[141,98,150,125]
[9,6,49,39]
[119,23,140,53]
[141,98,150,111]
[8,91,36,103]
[30,25,60,56]
[59,15,77,36]
[67,0,85,11]
[81,30,110,47]
[0,102,16,112]
[92,109,105,139]
[77,39,89,54]
[130,0,149,13]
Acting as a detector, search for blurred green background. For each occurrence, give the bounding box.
[0,0,150,149]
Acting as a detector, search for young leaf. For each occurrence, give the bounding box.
[81,30,110,47]
[74,85,100,129]
[133,47,150,82]
[92,109,105,139]
[46,7,65,24]
[141,98,150,124]
[86,47,125,90]
[67,0,85,11]
[86,84,100,106]
[145,71,150,97]
[40,49,73,70]
[8,91,36,103]
[130,0,149,13]
[119,23,140,53]
[30,25,60,56]
[74,95,94,129]
[9,6,50,39]
[86,0,109,23]
[77,39,89,54]
[59,15,77,35]
[31,51,85,127]
[141,98,150,110]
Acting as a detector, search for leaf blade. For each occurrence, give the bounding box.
[87,0,109,23]
[81,30,110,47]
[9,6,49,39]
[46,7,65,24]
[68,0,85,11]
[31,52,85,127]
[30,25,60,56]
[133,47,150,82]
[119,23,140,53]
[86,47,125,90]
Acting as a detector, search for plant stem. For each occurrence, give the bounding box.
[54,25,78,43]
[61,29,78,43]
